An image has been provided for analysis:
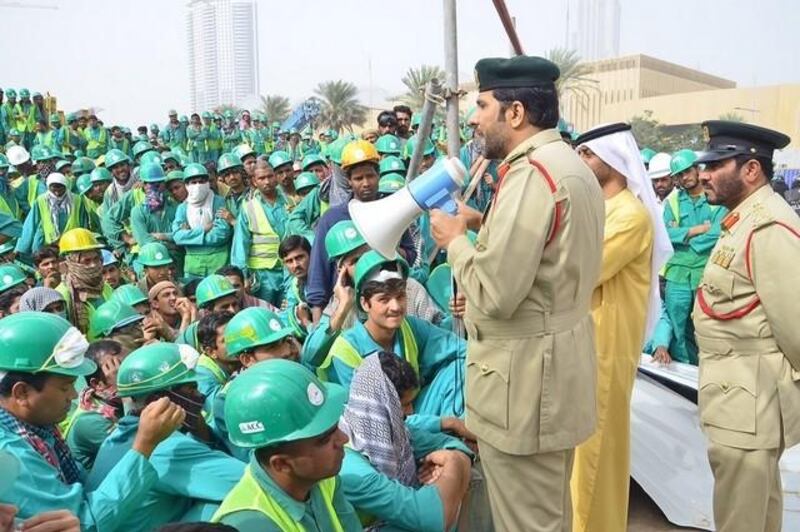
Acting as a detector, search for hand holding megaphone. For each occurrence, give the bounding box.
[349,157,467,259]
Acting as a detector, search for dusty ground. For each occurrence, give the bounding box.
[628,481,704,531]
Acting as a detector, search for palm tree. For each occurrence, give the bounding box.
[260,95,291,124]
[546,48,598,113]
[314,80,367,132]
[396,65,447,112]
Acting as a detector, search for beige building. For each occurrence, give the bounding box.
[565,53,800,148]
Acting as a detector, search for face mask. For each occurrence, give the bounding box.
[186,183,210,203]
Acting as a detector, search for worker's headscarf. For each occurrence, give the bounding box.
[64,251,105,334]
[339,354,418,487]
[18,287,65,315]
[577,127,673,339]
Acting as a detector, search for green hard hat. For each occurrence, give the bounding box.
[0,154,8,169]
[411,114,421,127]
[182,163,208,181]
[132,141,155,160]
[0,241,15,256]
[354,250,409,299]
[161,151,180,164]
[326,136,355,165]
[196,274,237,308]
[138,151,162,167]
[89,167,112,183]
[138,242,173,267]
[75,174,93,196]
[403,134,435,158]
[4,89,15,98]
[31,145,58,162]
[0,264,27,294]
[55,160,71,172]
[18,88,29,99]
[301,153,326,171]
[179,115,189,124]
[223,110,233,118]
[72,157,96,177]
[223,359,346,448]
[224,307,293,358]
[217,152,243,173]
[375,134,402,156]
[139,162,166,183]
[112,284,149,307]
[379,155,406,176]
[202,111,212,119]
[640,148,657,164]
[232,144,256,161]
[294,172,320,192]
[669,149,698,176]
[378,173,406,194]
[325,220,366,260]
[0,313,96,377]
[49,114,61,126]
[117,342,199,398]
[105,149,130,169]
[166,169,185,182]
[89,300,144,341]
[268,150,292,169]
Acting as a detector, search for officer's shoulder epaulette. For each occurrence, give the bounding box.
[749,201,775,230]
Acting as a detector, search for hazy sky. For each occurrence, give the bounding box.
[0,0,796,127]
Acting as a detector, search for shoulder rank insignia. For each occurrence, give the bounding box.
[710,245,736,269]
[721,211,740,231]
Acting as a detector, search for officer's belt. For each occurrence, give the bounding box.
[465,307,588,340]
[696,334,779,355]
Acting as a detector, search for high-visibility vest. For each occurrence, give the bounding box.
[211,465,344,532]
[0,191,20,219]
[37,193,83,244]
[318,319,419,381]
[84,127,107,155]
[123,188,146,254]
[244,197,281,270]
[25,176,44,210]
[197,355,227,385]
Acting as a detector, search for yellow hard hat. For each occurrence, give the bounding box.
[340,140,379,170]
[59,228,104,255]
[95,154,106,168]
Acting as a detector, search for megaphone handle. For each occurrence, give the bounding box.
[441,199,458,215]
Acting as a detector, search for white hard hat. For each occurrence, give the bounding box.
[6,145,29,167]
[648,152,672,179]
[46,172,68,188]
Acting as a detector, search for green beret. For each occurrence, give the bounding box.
[474,55,560,92]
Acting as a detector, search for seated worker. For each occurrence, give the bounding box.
[195,310,237,420]
[61,340,125,470]
[211,359,361,531]
[176,274,242,350]
[0,264,29,317]
[319,251,467,431]
[149,280,196,341]
[18,286,67,317]
[111,284,150,315]
[101,249,125,289]
[0,312,183,529]
[172,163,232,279]
[32,245,61,288]
[339,353,473,532]
[136,242,176,294]
[87,342,246,531]
[212,307,300,459]
[285,153,332,243]
[216,264,276,310]
[55,229,114,334]
[279,234,311,308]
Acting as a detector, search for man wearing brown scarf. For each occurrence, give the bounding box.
[55,229,112,334]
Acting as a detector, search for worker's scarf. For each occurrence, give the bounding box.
[0,406,81,484]
[79,387,122,424]
[339,354,418,487]
[109,172,136,204]
[46,191,72,239]
[37,160,56,181]
[578,128,673,339]
[144,183,165,212]
[64,253,104,333]
[185,183,214,229]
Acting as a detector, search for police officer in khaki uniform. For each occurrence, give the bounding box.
[430,55,605,532]
[693,120,799,532]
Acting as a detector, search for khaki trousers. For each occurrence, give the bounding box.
[480,439,574,532]
[707,441,783,532]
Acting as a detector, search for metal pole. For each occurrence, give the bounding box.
[491,0,524,56]
[405,79,441,181]
[443,0,460,158]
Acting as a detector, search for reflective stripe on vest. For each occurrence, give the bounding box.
[125,188,146,254]
[27,176,43,209]
[244,197,281,270]
[37,193,83,244]
[197,355,228,385]
[0,192,19,219]
[320,199,330,216]
[58,405,90,438]
[317,319,419,381]
[211,466,344,531]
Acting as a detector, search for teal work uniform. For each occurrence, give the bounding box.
[195,354,230,429]
[283,276,306,308]
[13,175,45,217]
[217,454,362,532]
[15,192,92,256]
[34,129,59,150]
[230,191,290,306]
[247,127,268,155]
[340,423,472,531]
[643,300,676,358]
[101,187,145,257]
[83,126,108,159]
[160,124,187,151]
[320,316,466,431]
[286,186,330,243]
[87,415,245,532]
[0,412,158,531]
[63,127,86,154]
[131,199,184,277]
[172,194,232,278]
[186,125,209,163]
[222,128,243,153]
[223,187,251,221]
[205,124,223,162]
[0,178,28,220]
[63,407,116,470]
[108,136,131,157]
[663,190,727,364]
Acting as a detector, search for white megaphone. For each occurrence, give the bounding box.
[349,157,467,259]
